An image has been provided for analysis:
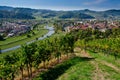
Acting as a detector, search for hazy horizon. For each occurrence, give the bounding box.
[0,0,120,11]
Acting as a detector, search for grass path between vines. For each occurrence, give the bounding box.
[74,48,120,80]
[87,50,120,80]
[74,48,106,80]
[31,48,120,80]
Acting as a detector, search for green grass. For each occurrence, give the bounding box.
[88,50,120,69]
[0,48,20,59]
[98,63,120,80]
[57,59,94,80]
[34,57,95,80]
[0,34,27,46]
[0,29,48,50]
[87,50,120,80]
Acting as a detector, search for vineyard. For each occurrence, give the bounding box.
[0,27,120,80]
[75,28,120,59]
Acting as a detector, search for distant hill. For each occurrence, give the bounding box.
[77,9,120,19]
[0,6,13,11]
[0,6,120,19]
[58,11,94,19]
[0,6,35,19]
[0,10,35,19]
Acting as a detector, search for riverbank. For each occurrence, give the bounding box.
[1,26,55,53]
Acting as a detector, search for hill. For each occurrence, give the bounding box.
[0,10,35,19]
[0,6,120,19]
[58,11,94,19]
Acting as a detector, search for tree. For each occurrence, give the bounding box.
[41,40,51,68]
[21,43,37,79]
[53,22,62,33]
[0,35,4,41]
[0,48,1,54]
[17,50,25,80]
[60,36,70,57]
[0,53,19,80]
[52,37,62,63]
[27,34,31,38]
[66,34,75,53]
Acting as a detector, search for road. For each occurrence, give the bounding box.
[1,26,55,53]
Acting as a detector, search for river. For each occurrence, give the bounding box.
[1,26,55,53]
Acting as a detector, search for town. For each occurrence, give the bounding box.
[0,20,33,38]
[0,19,50,40]
[65,20,120,32]
[1,19,120,39]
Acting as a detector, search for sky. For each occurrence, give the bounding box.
[0,0,120,11]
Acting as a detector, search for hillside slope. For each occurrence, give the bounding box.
[0,6,120,19]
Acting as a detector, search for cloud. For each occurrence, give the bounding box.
[84,0,106,5]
